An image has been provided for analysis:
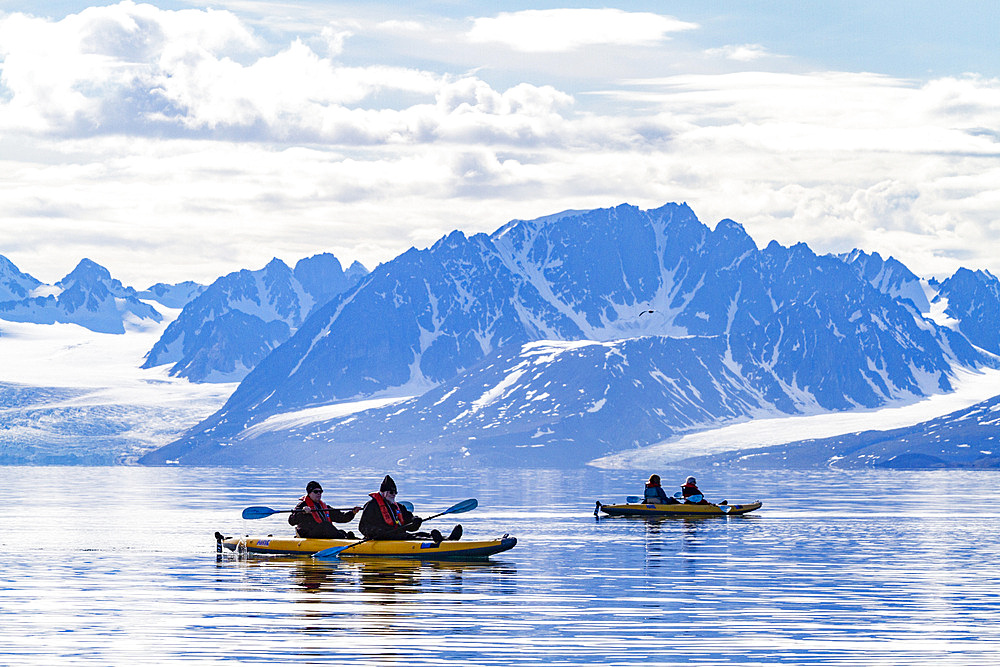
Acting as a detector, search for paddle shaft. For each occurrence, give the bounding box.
[625,493,705,504]
[242,500,412,520]
[266,507,356,514]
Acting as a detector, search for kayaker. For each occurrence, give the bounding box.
[359,475,462,543]
[680,476,709,504]
[288,481,362,539]
[643,474,677,504]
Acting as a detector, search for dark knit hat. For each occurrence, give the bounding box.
[380,475,397,494]
[306,480,323,493]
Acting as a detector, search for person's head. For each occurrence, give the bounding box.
[685,476,697,485]
[380,474,397,500]
[647,474,661,486]
[306,480,323,500]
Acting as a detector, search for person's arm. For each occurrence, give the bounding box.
[328,506,362,523]
[288,500,309,526]
[401,508,422,531]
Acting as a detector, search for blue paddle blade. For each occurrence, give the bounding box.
[399,501,414,512]
[242,506,276,520]
[313,545,349,560]
[447,498,478,514]
[686,494,703,503]
[673,491,684,498]
[626,496,644,504]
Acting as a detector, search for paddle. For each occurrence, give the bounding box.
[625,493,704,504]
[313,498,479,560]
[242,501,413,520]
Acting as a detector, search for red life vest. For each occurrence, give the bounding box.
[369,492,405,526]
[301,495,331,523]
[681,483,700,498]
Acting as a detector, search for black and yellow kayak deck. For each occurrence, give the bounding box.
[221,534,517,560]
[598,500,762,517]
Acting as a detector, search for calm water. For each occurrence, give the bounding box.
[1,465,999,665]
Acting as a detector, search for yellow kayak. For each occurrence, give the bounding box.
[218,533,517,560]
[597,500,762,517]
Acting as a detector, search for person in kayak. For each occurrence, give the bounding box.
[359,475,462,543]
[288,481,362,539]
[680,476,709,504]
[643,474,678,504]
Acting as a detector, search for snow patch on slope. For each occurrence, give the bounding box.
[243,397,411,437]
[591,366,1000,468]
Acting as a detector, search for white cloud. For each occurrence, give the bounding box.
[705,44,772,62]
[467,8,697,52]
[321,21,358,56]
[1,3,999,286]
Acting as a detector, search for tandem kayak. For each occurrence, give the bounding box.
[596,500,762,517]
[218,533,517,560]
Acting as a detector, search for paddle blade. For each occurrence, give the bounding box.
[242,506,277,520]
[686,494,704,503]
[626,496,644,504]
[720,505,732,514]
[445,498,478,515]
[313,545,348,560]
[399,501,414,512]
[673,491,684,498]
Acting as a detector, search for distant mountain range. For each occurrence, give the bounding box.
[4,203,999,469]
[0,258,162,334]
[0,252,367,383]
[141,254,367,382]
[138,203,1000,467]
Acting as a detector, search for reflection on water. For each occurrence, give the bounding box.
[1,465,1000,665]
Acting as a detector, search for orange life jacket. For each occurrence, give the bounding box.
[369,492,405,526]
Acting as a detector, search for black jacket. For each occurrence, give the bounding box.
[359,496,422,539]
[288,498,357,537]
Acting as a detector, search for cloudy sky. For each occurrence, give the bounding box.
[1,1,998,286]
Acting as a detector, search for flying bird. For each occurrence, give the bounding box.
[639,309,654,317]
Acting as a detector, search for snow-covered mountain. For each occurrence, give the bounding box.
[931,268,1000,355]
[0,257,162,334]
[838,249,930,312]
[141,254,367,383]
[142,203,998,467]
[137,281,207,309]
[0,255,42,302]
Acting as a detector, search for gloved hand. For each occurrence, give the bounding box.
[406,516,423,531]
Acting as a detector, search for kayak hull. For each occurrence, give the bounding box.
[221,535,517,560]
[599,500,762,517]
